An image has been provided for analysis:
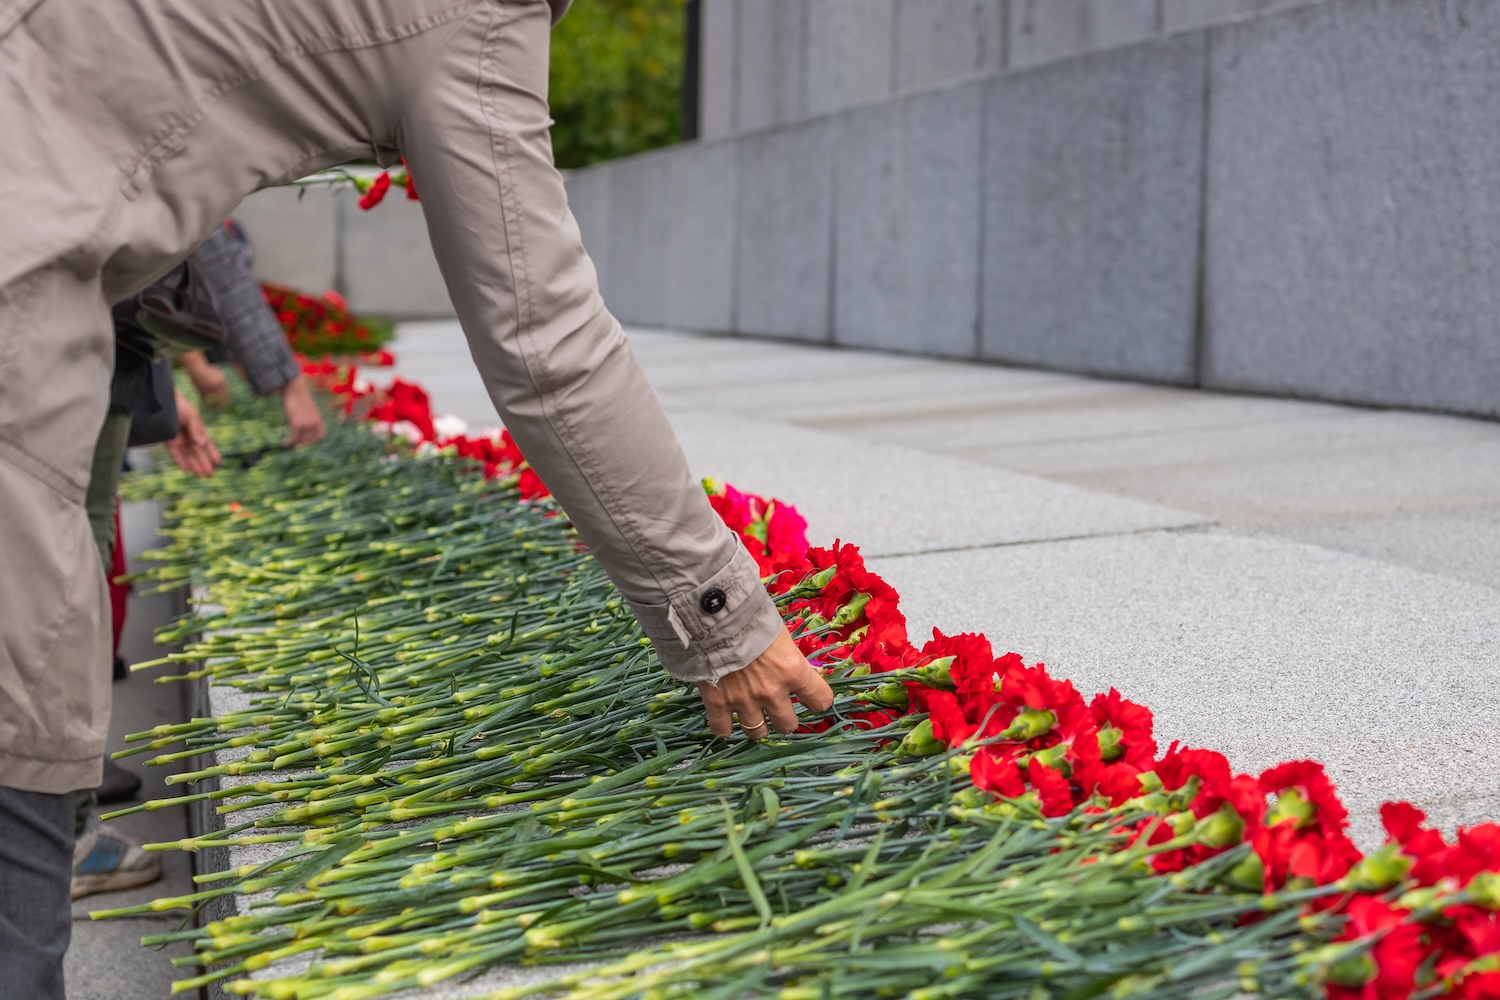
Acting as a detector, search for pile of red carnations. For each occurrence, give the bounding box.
[262,283,395,362]
[310,365,1500,1000]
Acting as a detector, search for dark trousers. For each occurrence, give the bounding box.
[0,786,74,1000]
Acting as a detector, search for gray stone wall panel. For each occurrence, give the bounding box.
[1008,0,1159,70]
[698,0,736,139]
[340,196,452,318]
[232,186,338,292]
[834,82,982,357]
[1161,0,1306,32]
[604,152,673,327]
[562,164,612,304]
[895,0,1007,94]
[1204,0,1500,416]
[981,33,1206,381]
[735,0,806,132]
[805,0,896,117]
[734,121,834,341]
[666,141,737,332]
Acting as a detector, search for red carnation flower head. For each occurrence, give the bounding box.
[366,378,436,441]
[1249,760,1363,890]
[707,482,757,534]
[920,630,997,722]
[1089,688,1158,770]
[516,465,550,501]
[358,170,392,210]
[970,748,1026,798]
[1324,895,1428,1000]
[925,690,977,748]
[781,541,901,659]
[1261,760,1351,841]
[1026,758,1074,818]
[994,659,1092,744]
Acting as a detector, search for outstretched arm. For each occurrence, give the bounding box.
[399,1,830,735]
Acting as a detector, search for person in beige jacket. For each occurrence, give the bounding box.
[0,1,832,994]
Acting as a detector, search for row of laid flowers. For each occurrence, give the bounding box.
[290,358,1500,1000]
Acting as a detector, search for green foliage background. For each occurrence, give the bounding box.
[549,0,686,170]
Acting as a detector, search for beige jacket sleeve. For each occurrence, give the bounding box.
[399,0,783,684]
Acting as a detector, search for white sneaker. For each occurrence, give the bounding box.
[71,819,162,900]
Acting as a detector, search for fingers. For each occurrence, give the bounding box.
[697,681,733,739]
[693,626,836,741]
[760,694,798,735]
[791,661,835,714]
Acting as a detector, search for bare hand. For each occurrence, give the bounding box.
[696,627,834,740]
[164,389,221,478]
[279,376,327,448]
[179,351,230,409]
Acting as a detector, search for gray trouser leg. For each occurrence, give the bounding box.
[0,786,74,1000]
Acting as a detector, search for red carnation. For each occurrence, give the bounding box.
[358,171,392,210]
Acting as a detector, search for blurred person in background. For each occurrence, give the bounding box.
[70,221,329,903]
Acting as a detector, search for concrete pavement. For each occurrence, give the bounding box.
[64,500,195,1000]
[386,320,1500,849]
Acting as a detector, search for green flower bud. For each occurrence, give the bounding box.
[1097,725,1125,762]
[1001,708,1057,741]
[1223,851,1265,893]
[1324,952,1377,988]
[897,719,945,758]
[1344,843,1413,893]
[868,681,910,710]
[916,656,955,690]
[1396,885,1440,914]
[1196,803,1247,849]
[831,592,871,627]
[1266,787,1317,830]
[1168,811,1197,837]
[1469,871,1500,910]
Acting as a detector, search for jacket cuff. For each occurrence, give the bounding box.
[626,543,785,685]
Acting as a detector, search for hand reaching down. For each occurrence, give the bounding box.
[164,389,221,478]
[696,626,834,740]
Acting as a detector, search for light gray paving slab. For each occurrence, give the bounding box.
[833,82,982,357]
[965,409,1500,528]
[657,359,1092,425]
[734,0,806,132]
[804,0,896,116]
[665,141,736,332]
[665,409,1208,557]
[69,501,196,995]
[1007,0,1160,71]
[371,321,498,427]
[339,195,453,319]
[604,150,673,327]
[1204,0,1500,417]
[981,32,1205,382]
[894,0,1007,93]
[65,917,194,1000]
[868,528,1500,850]
[805,382,1351,451]
[734,120,834,342]
[1275,505,1500,592]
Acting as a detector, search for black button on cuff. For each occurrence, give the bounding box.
[699,587,727,615]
